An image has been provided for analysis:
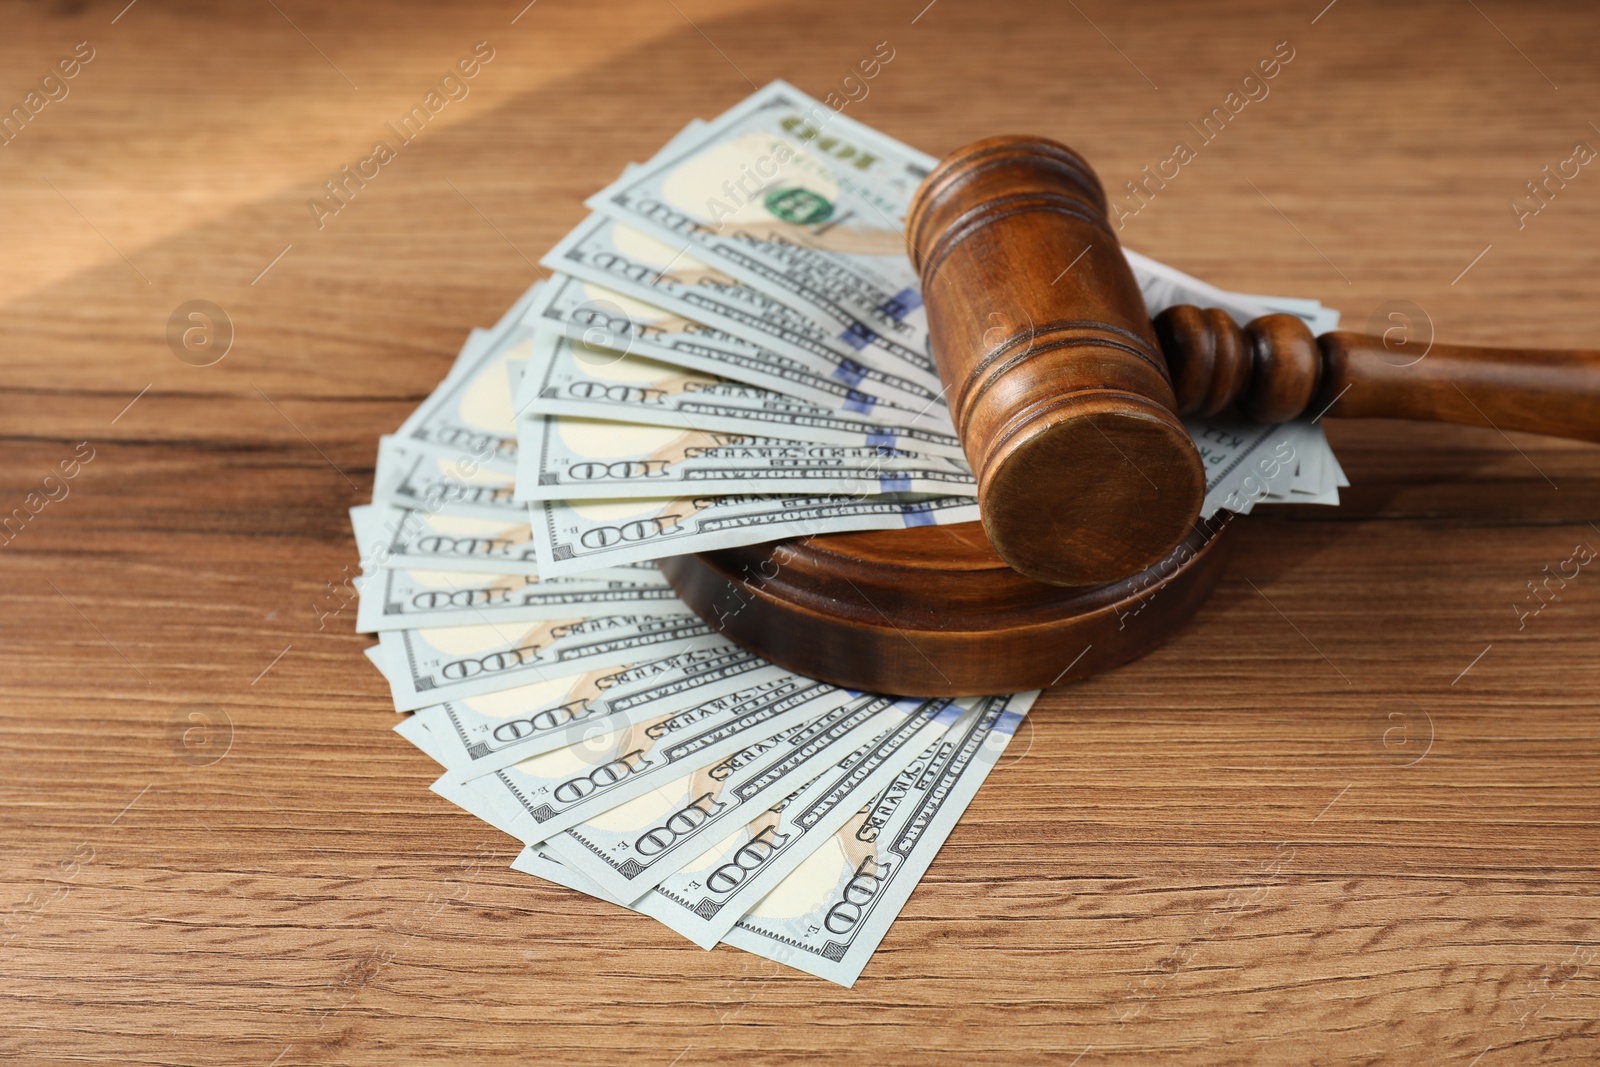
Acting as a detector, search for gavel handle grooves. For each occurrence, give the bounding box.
[1154,305,1600,444]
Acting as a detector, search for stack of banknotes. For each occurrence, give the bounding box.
[351,82,1347,985]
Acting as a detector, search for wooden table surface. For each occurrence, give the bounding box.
[3,0,1598,1063]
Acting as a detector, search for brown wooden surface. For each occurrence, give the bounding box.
[3,0,1598,1063]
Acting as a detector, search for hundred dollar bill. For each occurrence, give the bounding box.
[453,672,850,842]
[395,714,535,839]
[555,203,940,392]
[634,697,973,948]
[373,437,520,522]
[1233,290,1342,334]
[516,414,974,501]
[1126,260,1345,332]
[352,504,543,576]
[721,691,1038,986]
[430,771,528,840]
[378,123,708,480]
[534,492,981,578]
[352,504,664,580]
[395,709,452,765]
[435,278,544,382]
[415,644,782,779]
[1127,249,1279,329]
[1271,424,1338,504]
[513,328,964,458]
[519,273,954,434]
[1192,418,1328,518]
[542,213,947,408]
[592,81,1344,354]
[1321,445,1351,500]
[1285,422,1325,496]
[1267,422,1336,503]
[397,715,588,846]
[585,80,934,357]
[542,693,938,903]
[396,716,623,894]
[511,843,620,900]
[392,292,539,473]
[447,326,495,380]
[373,613,720,712]
[395,123,704,453]
[1195,420,1299,517]
[353,565,683,632]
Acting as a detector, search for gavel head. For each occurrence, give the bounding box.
[907,136,1205,587]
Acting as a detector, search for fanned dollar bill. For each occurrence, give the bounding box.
[352,504,543,575]
[542,213,947,407]
[416,644,781,780]
[1193,418,1330,518]
[542,693,942,903]
[451,673,851,842]
[393,284,541,473]
[585,80,933,353]
[721,691,1037,986]
[353,565,682,631]
[353,502,669,581]
[520,273,954,433]
[1126,249,1296,329]
[1232,288,1343,333]
[516,413,974,501]
[394,716,632,899]
[395,708,452,764]
[373,613,719,711]
[511,843,621,900]
[396,714,535,839]
[513,328,965,459]
[533,491,981,578]
[634,697,972,948]
[373,437,520,522]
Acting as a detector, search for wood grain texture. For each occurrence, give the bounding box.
[909,135,1206,586]
[662,518,1231,696]
[2,0,1598,1064]
[1157,305,1600,439]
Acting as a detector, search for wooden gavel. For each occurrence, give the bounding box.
[907,135,1600,587]
[662,135,1600,696]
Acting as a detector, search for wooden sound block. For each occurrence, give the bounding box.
[659,518,1233,697]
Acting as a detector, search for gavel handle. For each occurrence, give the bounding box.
[1154,305,1600,443]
